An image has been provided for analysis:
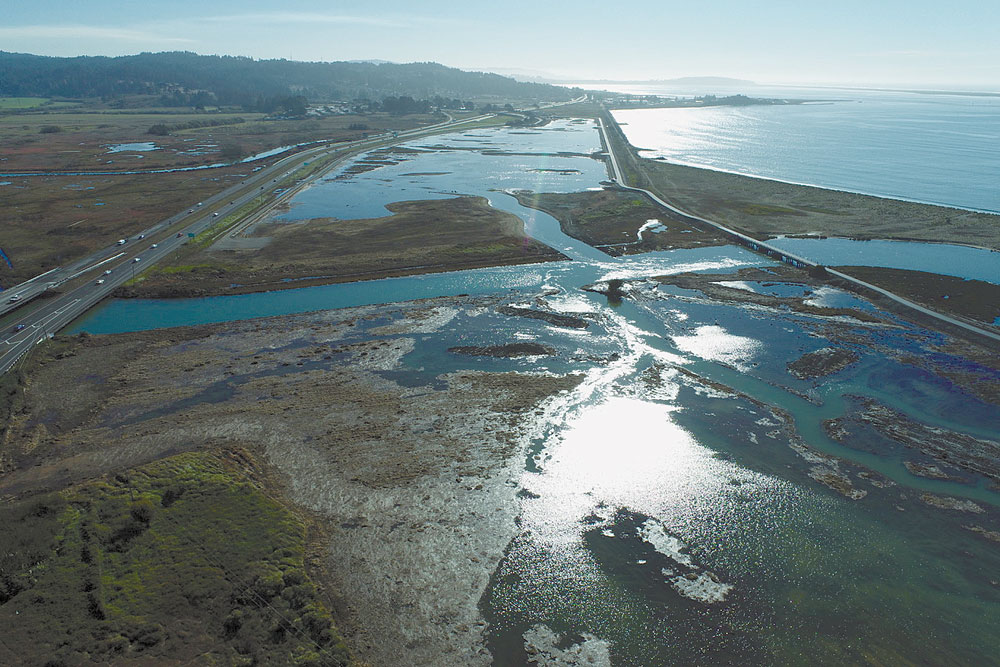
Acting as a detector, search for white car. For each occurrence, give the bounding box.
[132,257,141,263]
[150,243,158,248]
[96,279,105,285]
[103,269,112,275]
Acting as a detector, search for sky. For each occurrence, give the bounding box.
[3,0,999,88]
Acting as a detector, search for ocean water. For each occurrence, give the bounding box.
[610,87,1000,213]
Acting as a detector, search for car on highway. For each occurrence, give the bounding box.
[132,257,141,263]
[12,324,25,333]
[8,294,21,302]
[212,212,219,217]
[137,234,145,239]
[96,279,105,285]
[103,269,112,275]
[117,239,127,245]
[150,243,158,248]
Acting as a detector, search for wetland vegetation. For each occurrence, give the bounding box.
[119,196,564,298]
[2,89,998,665]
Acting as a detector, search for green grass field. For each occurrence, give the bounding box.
[0,450,350,665]
[0,97,51,109]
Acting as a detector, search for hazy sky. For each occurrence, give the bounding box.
[4,0,999,87]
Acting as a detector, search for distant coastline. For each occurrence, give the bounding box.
[606,94,808,110]
[611,96,1000,215]
[636,152,1000,217]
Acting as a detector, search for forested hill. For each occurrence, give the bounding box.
[0,51,579,107]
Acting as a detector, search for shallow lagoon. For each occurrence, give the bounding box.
[70,120,1000,664]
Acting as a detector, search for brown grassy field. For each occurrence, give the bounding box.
[0,103,446,285]
[122,196,565,297]
[836,266,1000,327]
[0,108,441,172]
[0,297,582,664]
[0,168,248,284]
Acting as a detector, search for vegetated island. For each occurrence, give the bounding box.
[513,188,728,254]
[117,195,564,298]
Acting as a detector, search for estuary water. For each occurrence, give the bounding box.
[68,120,1000,664]
[611,87,1000,213]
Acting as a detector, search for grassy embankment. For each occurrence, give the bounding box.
[514,189,727,254]
[0,336,352,664]
[0,449,350,665]
[0,101,446,285]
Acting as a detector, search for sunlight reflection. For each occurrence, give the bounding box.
[524,397,727,549]
[671,324,761,370]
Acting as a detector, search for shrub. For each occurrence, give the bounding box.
[223,609,244,637]
[807,264,830,279]
[86,592,105,620]
[39,125,62,134]
[130,500,154,524]
[605,278,626,305]
[160,486,183,507]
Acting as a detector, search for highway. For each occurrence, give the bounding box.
[596,116,1000,344]
[0,108,589,375]
[0,98,595,375]
[0,111,505,374]
[0,110,495,317]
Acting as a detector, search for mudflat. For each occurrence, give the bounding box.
[0,295,582,665]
